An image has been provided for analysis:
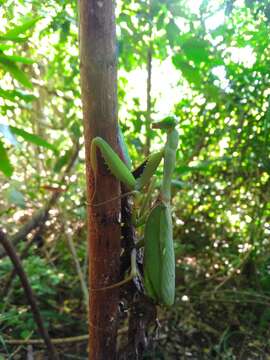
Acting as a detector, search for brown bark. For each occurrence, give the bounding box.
[79,1,121,359]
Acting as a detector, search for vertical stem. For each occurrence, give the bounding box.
[144,46,152,157]
[65,224,89,313]
[79,1,121,359]
[144,0,153,157]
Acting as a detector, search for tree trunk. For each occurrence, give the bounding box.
[79,1,121,359]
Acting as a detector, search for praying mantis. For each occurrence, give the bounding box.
[90,116,179,306]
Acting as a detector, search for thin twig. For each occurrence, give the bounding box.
[0,229,59,360]
[2,232,39,298]
[64,222,89,313]
[0,143,81,259]
[3,335,89,345]
[4,328,127,345]
[214,248,253,293]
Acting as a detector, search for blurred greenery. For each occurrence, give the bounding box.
[1,0,270,358]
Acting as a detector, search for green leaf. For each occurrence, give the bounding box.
[0,44,12,51]
[177,157,231,175]
[0,17,42,39]
[10,126,57,152]
[211,24,228,38]
[0,88,16,101]
[0,57,32,88]
[54,149,73,172]
[20,329,32,339]
[177,164,209,175]
[0,89,36,102]
[181,37,210,64]
[13,90,36,102]
[171,179,189,189]
[172,56,202,86]
[0,140,13,177]
[166,20,180,47]
[0,35,28,42]
[0,54,35,65]
[6,187,25,208]
[203,84,221,101]
[70,121,81,138]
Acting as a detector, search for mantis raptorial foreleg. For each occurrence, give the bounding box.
[91,137,163,192]
[89,133,164,290]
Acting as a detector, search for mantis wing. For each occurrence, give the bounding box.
[143,203,175,306]
[135,151,163,190]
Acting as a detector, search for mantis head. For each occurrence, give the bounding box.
[152,115,179,131]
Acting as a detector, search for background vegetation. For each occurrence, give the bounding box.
[1,0,270,358]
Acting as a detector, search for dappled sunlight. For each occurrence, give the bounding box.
[227,45,256,68]
[1,0,270,358]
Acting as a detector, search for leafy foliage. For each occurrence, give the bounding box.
[1,0,270,358]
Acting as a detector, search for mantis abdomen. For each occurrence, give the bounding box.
[143,203,175,306]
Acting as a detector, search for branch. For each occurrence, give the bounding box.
[0,143,81,258]
[64,222,89,313]
[0,229,59,360]
[0,207,48,259]
[3,328,127,346]
[2,231,38,298]
[3,335,88,345]
[144,45,152,157]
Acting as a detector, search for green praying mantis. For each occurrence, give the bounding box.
[90,116,179,306]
